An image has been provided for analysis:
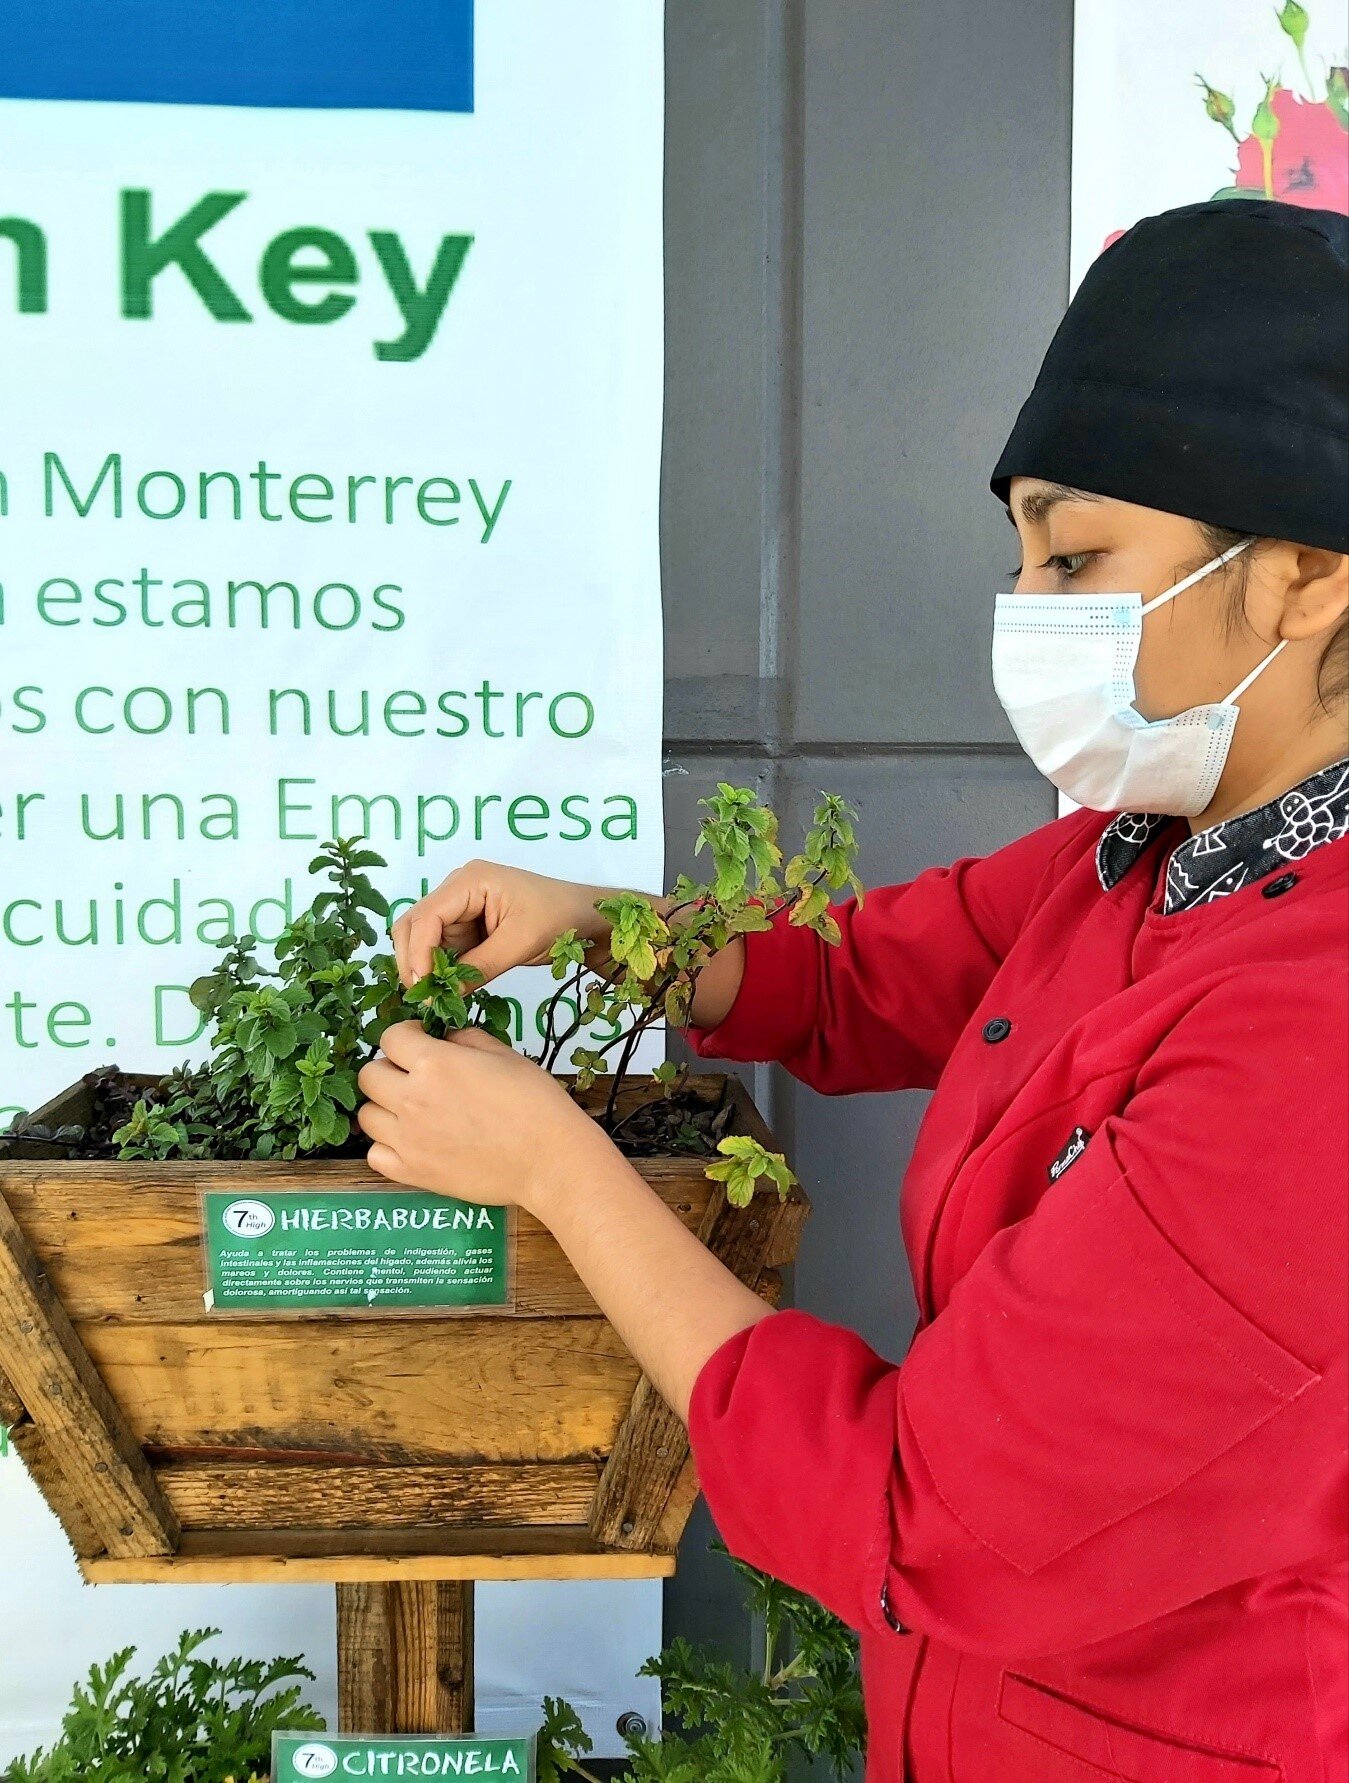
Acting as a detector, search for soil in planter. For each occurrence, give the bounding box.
[0,1065,734,1164]
[0,1065,149,1159]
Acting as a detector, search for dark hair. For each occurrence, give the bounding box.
[1199,522,1349,714]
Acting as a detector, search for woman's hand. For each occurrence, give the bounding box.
[391,860,626,991]
[391,857,748,1030]
[356,1020,601,1210]
[357,1023,773,1426]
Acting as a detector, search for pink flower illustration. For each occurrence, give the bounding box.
[1103,13,1346,256]
[1233,86,1349,209]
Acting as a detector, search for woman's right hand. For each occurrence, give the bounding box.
[391,859,747,1031]
[391,860,621,990]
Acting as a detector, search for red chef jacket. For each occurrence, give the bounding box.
[680,800,1348,1782]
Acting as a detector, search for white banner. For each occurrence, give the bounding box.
[0,0,665,1757]
[1,4,667,1119]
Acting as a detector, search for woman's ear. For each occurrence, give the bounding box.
[1259,543,1349,642]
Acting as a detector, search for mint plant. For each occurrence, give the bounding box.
[532,784,864,1203]
[111,839,411,1163]
[538,1546,865,1782]
[2,782,863,1205]
[6,1627,324,1783]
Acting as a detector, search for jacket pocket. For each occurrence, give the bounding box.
[998,1672,1283,1780]
[899,1141,1321,1577]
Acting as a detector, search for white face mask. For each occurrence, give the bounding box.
[991,537,1287,815]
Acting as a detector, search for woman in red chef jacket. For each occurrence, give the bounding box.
[357,199,1349,1780]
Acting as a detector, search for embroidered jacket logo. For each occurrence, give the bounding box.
[1049,1126,1091,1182]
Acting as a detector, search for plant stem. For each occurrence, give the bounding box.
[558,1759,606,1783]
[539,965,592,1072]
[1297,45,1315,100]
[603,1017,646,1127]
[536,958,597,1067]
[769,1653,811,1689]
[537,974,562,1064]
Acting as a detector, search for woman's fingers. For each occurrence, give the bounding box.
[365,1141,408,1184]
[455,925,535,987]
[391,860,604,991]
[378,1019,444,1072]
[402,910,452,984]
[357,1055,411,1108]
[444,1026,510,1053]
[394,870,487,985]
[356,1100,400,1146]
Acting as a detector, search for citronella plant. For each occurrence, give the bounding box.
[6,1627,324,1783]
[538,1546,865,1783]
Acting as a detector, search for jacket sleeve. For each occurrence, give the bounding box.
[686,970,1347,1658]
[680,807,1095,1094]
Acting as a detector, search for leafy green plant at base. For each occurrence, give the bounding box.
[4,1628,324,1783]
[111,838,437,1163]
[538,1546,865,1782]
[86,781,863,1209]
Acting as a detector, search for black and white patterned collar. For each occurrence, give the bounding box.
[1096,755,1349,914]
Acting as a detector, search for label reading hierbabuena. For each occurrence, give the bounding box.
[273,1734,534,1779]
[202,1188,511,1313]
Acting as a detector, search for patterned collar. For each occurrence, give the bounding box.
[1096,755,1349,914]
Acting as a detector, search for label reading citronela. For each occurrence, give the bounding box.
[201,1188,511,1313]
[273,1734,535,1780]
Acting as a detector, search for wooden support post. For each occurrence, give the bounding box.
[0,1192,179,1559]
[337,1581,475,1736]
[589,1162,807,1551]
[0,1360,106,1559]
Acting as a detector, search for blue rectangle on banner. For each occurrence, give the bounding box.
[0,0,474,113]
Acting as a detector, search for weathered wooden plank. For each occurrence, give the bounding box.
[79,1317,642,1465]
[653,1457,702,1553]
[0,1192,180,1559]
[158,1460,601,1531]
[7,1069,810,1576]
[588,1377,689,1549]
[83,1525,678,1584]
[0,1406,107,1559]
[0,1168,713,1323]
[0,1359,23,1427]
[589,1187,806,1550]
[647,1267,785,1551]
[338,1581,474,1735]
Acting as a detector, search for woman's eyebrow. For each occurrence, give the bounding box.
[1018,483,1103,525]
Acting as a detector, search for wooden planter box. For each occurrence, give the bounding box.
[0,1069,808,1734]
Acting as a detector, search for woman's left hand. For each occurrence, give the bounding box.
[359,1023,774,1426]
[356,1021,599,1209]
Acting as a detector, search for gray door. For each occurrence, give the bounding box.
[659,0,1072,1708]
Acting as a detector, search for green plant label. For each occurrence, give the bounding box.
[201,1189,511,1312]
[273,1734,535,1781]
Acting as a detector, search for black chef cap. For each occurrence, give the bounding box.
[990,198,1349,553]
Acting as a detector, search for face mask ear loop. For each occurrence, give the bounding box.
[1139,535,1255,616]
[1222,636,1289,707]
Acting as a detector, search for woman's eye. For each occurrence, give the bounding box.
[1044,551,1095,579]
[1007,551,1099,582]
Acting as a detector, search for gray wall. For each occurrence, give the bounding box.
[658,0,1073,1685]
